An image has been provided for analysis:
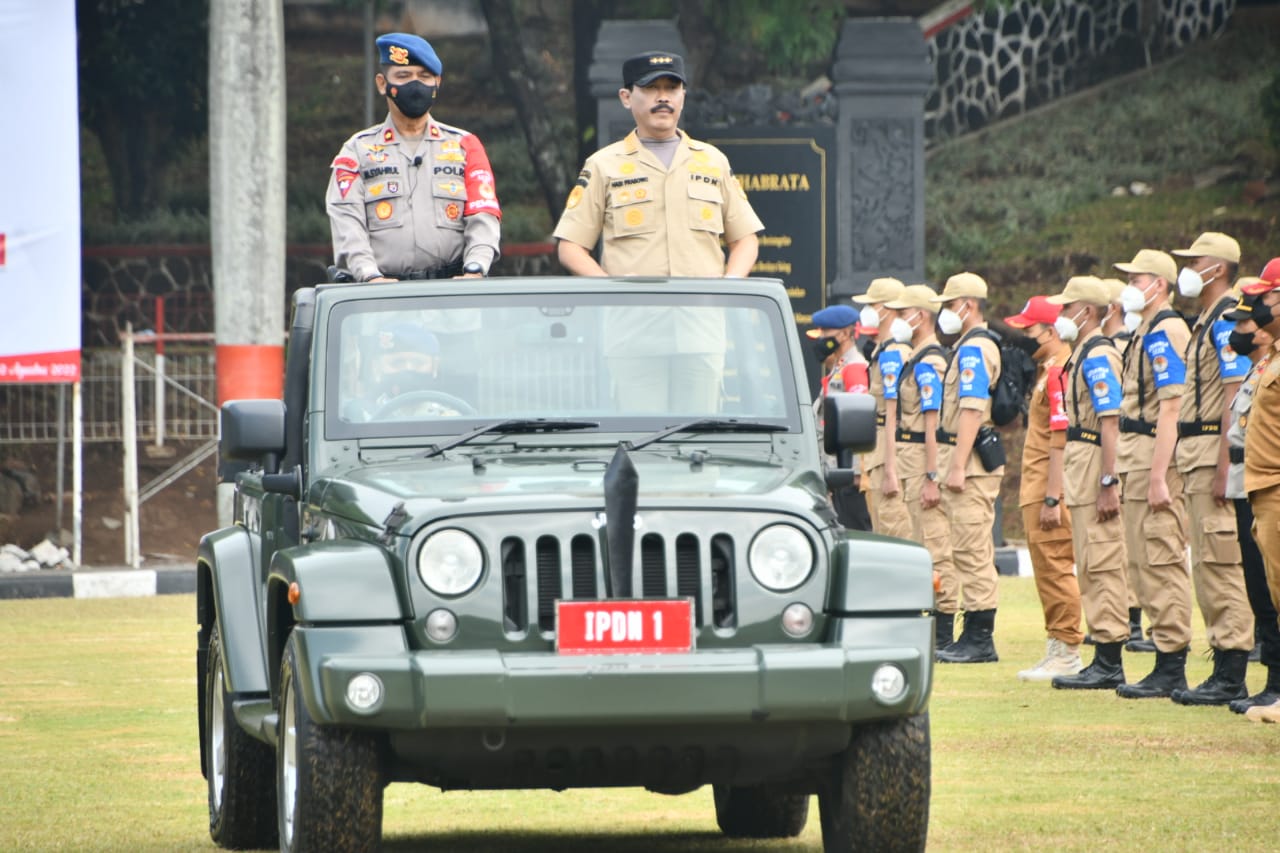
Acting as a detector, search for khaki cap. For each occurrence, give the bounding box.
[886,284,942,313]
[929,271,988,302]
[1172,231,1241,264]
[1114,249,1177,284]
[1101,277,1127,304]
[1047,275,1110,307]
[852,277,905,305]
[1234,276,1260,295]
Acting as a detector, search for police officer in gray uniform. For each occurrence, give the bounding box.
[327,33,501,282]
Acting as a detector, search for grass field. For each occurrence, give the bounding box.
[2,580,1279,852]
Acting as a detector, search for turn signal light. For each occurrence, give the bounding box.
[288,582,301,605]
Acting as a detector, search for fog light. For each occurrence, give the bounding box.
[345,673,383,713]
[781,603,814,637]
[426,608,458,643]
[870,663,908,704]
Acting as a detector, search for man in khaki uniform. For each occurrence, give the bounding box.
[884,285,958,651]
[1049,277,1130,689]
[328,33,501,282]
[1004,295,1083,681]
[855,277,914,539]
[1113,249,1193,698]
[553,52,764,413]
[932,273,1004,664]
[1168,232,1255,705]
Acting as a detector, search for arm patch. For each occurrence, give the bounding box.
[1142,329,1186,388]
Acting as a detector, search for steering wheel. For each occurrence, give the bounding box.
[372,390,477,419]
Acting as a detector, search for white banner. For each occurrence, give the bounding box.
[0,0,81,383]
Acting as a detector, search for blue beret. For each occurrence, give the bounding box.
[379,324,439,355]
[376,33,442,76]
[811,305,858,329]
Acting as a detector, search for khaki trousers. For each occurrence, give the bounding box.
[1069,503,1129,644]
[608,353,723,413]
[1183,466,1254,651]
[1021,503,1082,645]
[904,472,958,614]
[1248,484,1280,629]
[867,464,914,540]
[940,474,1002,612]
[1121,468,1191,651]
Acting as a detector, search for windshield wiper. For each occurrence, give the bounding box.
[627,418,786,451]
[420,418,599,459]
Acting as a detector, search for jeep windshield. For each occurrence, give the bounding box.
[323,289,803,440]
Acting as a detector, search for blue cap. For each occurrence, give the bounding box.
[376,33,442,76]
[811,304,858,329]
[378,324,439,355]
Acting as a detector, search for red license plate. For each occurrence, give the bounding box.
[555,599,694,655]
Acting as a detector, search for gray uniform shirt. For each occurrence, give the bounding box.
[1226,355,1269,499]
[327,115,501,281]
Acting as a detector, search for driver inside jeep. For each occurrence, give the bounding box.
[344,323,468,421]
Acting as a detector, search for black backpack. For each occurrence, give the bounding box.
[958,328,1036,427]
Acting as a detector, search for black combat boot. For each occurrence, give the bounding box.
[1125,608,1156,652]
[1116,647,1188,699]
[936,609,998,663]
[1171,648,1250,706]
[1052,641,1125,690]
[1229,665,1280,714]
[935,612,955,654]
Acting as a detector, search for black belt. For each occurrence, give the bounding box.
[401,260,465,280]
[1067,426,1101,446]
[1230,446,1244,464]
[897,429,926,444]
[936,429,958,446]
[1119,416,1156,437]
[876,412,886,427]
[1177,420,1221,438]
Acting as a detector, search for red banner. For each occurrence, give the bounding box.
[0,350,81,383]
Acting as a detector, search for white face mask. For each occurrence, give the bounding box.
[1123,310,1143,333]
[859,305,881,331]
[890,315,915,344]
[937,306,965,336]
[1054,307,1088,343]
[1177,263,1219,298]
[1120,283,1150,314]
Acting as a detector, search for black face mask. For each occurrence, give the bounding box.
[386,80,436,118]
[1010,332,1040,358]
[1228,329,1257,357]
[811,336,840,361]
[1251,300,1276,330]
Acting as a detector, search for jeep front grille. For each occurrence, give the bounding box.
[500,530,737,635]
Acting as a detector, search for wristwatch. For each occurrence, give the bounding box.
[1100,473,1120,488]
[1043,496,1060,508]
[463,261,485,276]
[925,471,939,482]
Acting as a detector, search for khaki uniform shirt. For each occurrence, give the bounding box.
[1244,338,1280,494]
[1019,342,1071,506]
[895,335,947,482]
[1117,308,1190,474]
[864,339,912,472]
[940,326,1003,477]
[1176,293,1249,473]
[1227,354,1269,500]
[1063,329,1123,506]
[327,115,502,281]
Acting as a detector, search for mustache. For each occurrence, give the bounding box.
[650,105,674,113]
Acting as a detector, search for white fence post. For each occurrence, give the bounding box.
[122,326,140,568]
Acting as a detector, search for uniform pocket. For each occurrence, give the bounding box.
[431,176,466,231]
[1202,514,1242,565]
[365,196,402,232]
[1086,520,1125,572]
[1144,513,1185,568]
[608,193,656,239]
[686,178,724,234]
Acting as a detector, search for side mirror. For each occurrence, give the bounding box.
[221,399,287,473]
[822,392,877,456]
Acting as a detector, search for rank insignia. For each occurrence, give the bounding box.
[382,128,395,144]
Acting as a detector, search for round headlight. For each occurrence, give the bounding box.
[748,524,814,591]
[417,529,484,595]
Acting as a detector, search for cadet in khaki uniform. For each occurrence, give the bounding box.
[884,285,958,650]
[1004,295,1083,681]
[854,277,914,539]
[932,273,1004,664]
[1241,260,1280,722]
[1049,277,1131,690]
[1113,249,1193,698]
[328,34,501,282]
[553,52,764,413]
[1168,232,1255,706]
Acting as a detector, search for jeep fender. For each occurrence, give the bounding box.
[197,526,270,694]
[826,535,934,613]
[268,540,406,623]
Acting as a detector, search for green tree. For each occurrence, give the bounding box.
[77,0,209,218]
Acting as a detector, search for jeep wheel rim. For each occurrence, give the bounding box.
[210,666,226,813]
[280,679,298,847]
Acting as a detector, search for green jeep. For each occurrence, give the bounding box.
[196,277,934,852]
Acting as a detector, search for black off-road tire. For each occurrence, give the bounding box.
[713,783,810,838]
[818,713,930,853]
[206,622,278,849]
[277,631,383,853]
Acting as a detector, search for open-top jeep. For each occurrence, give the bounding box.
[196,276,934,852]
